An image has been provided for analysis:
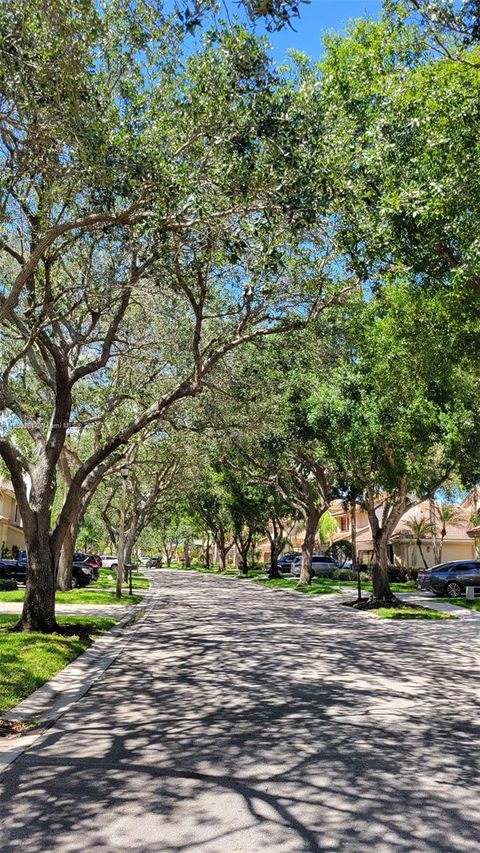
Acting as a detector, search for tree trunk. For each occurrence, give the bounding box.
[216,531,233,573]
[57,523,75,591]
[268,540,281,579]
[298,510,320,586]
[371,533,395,603]
[249,538,257,571]
[235,535,251,575]
[124,536,135,581]
[183,540,191,567]
[350,498,361,601]
[15,540,57,632]
[218,546,227,572]
[417,538,429,570]
[116,480,127,599]
[439,533,445,564]
[429,498,439,563]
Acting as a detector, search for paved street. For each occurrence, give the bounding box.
[1,571,480,853]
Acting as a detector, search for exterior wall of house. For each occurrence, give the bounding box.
[0,483,25,554]
[392,539,475,569]
[441,542,475,563]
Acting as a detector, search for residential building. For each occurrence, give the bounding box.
[0,480,25,556]
[331,498,475,568]
[254,496,476,568]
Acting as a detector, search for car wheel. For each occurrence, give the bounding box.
[71,577,79,589]
[111,563,117,570]
[445,581,462,598]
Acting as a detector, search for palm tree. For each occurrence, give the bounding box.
[319,510,338,549]
[435,503,466,563]
[404,515,434,570]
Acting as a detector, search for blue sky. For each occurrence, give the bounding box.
[253,0,384,63]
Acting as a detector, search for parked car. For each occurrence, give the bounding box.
[99,555,118,570]
[1,551,27,582]
[277,552,301,573]
[70,559,96,587]
[290,554,341,577]
[147,556,163,568]
[73,553,100,582]
[417,560,480,597]
[0,558,17,579]
[0,558,94,588]
[2,550,96,587]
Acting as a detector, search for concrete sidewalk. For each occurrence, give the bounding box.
[0,601,132,618]
[397,592,480,618]
[1,570,479,852]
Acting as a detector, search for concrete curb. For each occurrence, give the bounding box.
[0,585,159,774]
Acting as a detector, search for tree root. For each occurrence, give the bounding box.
[350,593,404,610]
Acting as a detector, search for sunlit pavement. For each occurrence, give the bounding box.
[1,570,479,852]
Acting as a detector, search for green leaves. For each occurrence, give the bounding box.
[321,13,480,297]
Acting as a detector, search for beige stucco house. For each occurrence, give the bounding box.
[331,498,475,568]
[0,480,25,555]
[254,496,476,568]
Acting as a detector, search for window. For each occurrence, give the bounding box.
[340,516,349,532]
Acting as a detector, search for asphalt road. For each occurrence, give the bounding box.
[1,571,480,852]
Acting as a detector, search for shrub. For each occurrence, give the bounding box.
[0,578,18,591]
[332,568,357,581]
[314,568,335,579]
[387,564,418,583]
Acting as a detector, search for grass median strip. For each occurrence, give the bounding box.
[0,589,142,605]
[255,577,343,595]
[0,614,116,715]
[373,605,454,620]
[91,569,150,590]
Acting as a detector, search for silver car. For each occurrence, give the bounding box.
[290,555,340,577]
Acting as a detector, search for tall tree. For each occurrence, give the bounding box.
[0,12,327,630]
[309,283,480,603]
[321,13,480,301]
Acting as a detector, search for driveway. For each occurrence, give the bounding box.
[1,571,479,852]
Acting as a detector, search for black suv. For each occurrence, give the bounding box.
[417,560,480,597]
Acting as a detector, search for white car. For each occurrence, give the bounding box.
[100,555,118,569]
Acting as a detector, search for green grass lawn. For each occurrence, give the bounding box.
[373,605,454,620]
[0,614,116,714]
[339,580,417,593]
[90,569,150,590]
[255,577,343,595]
[0,589,142,605]
[434,598,480,611]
